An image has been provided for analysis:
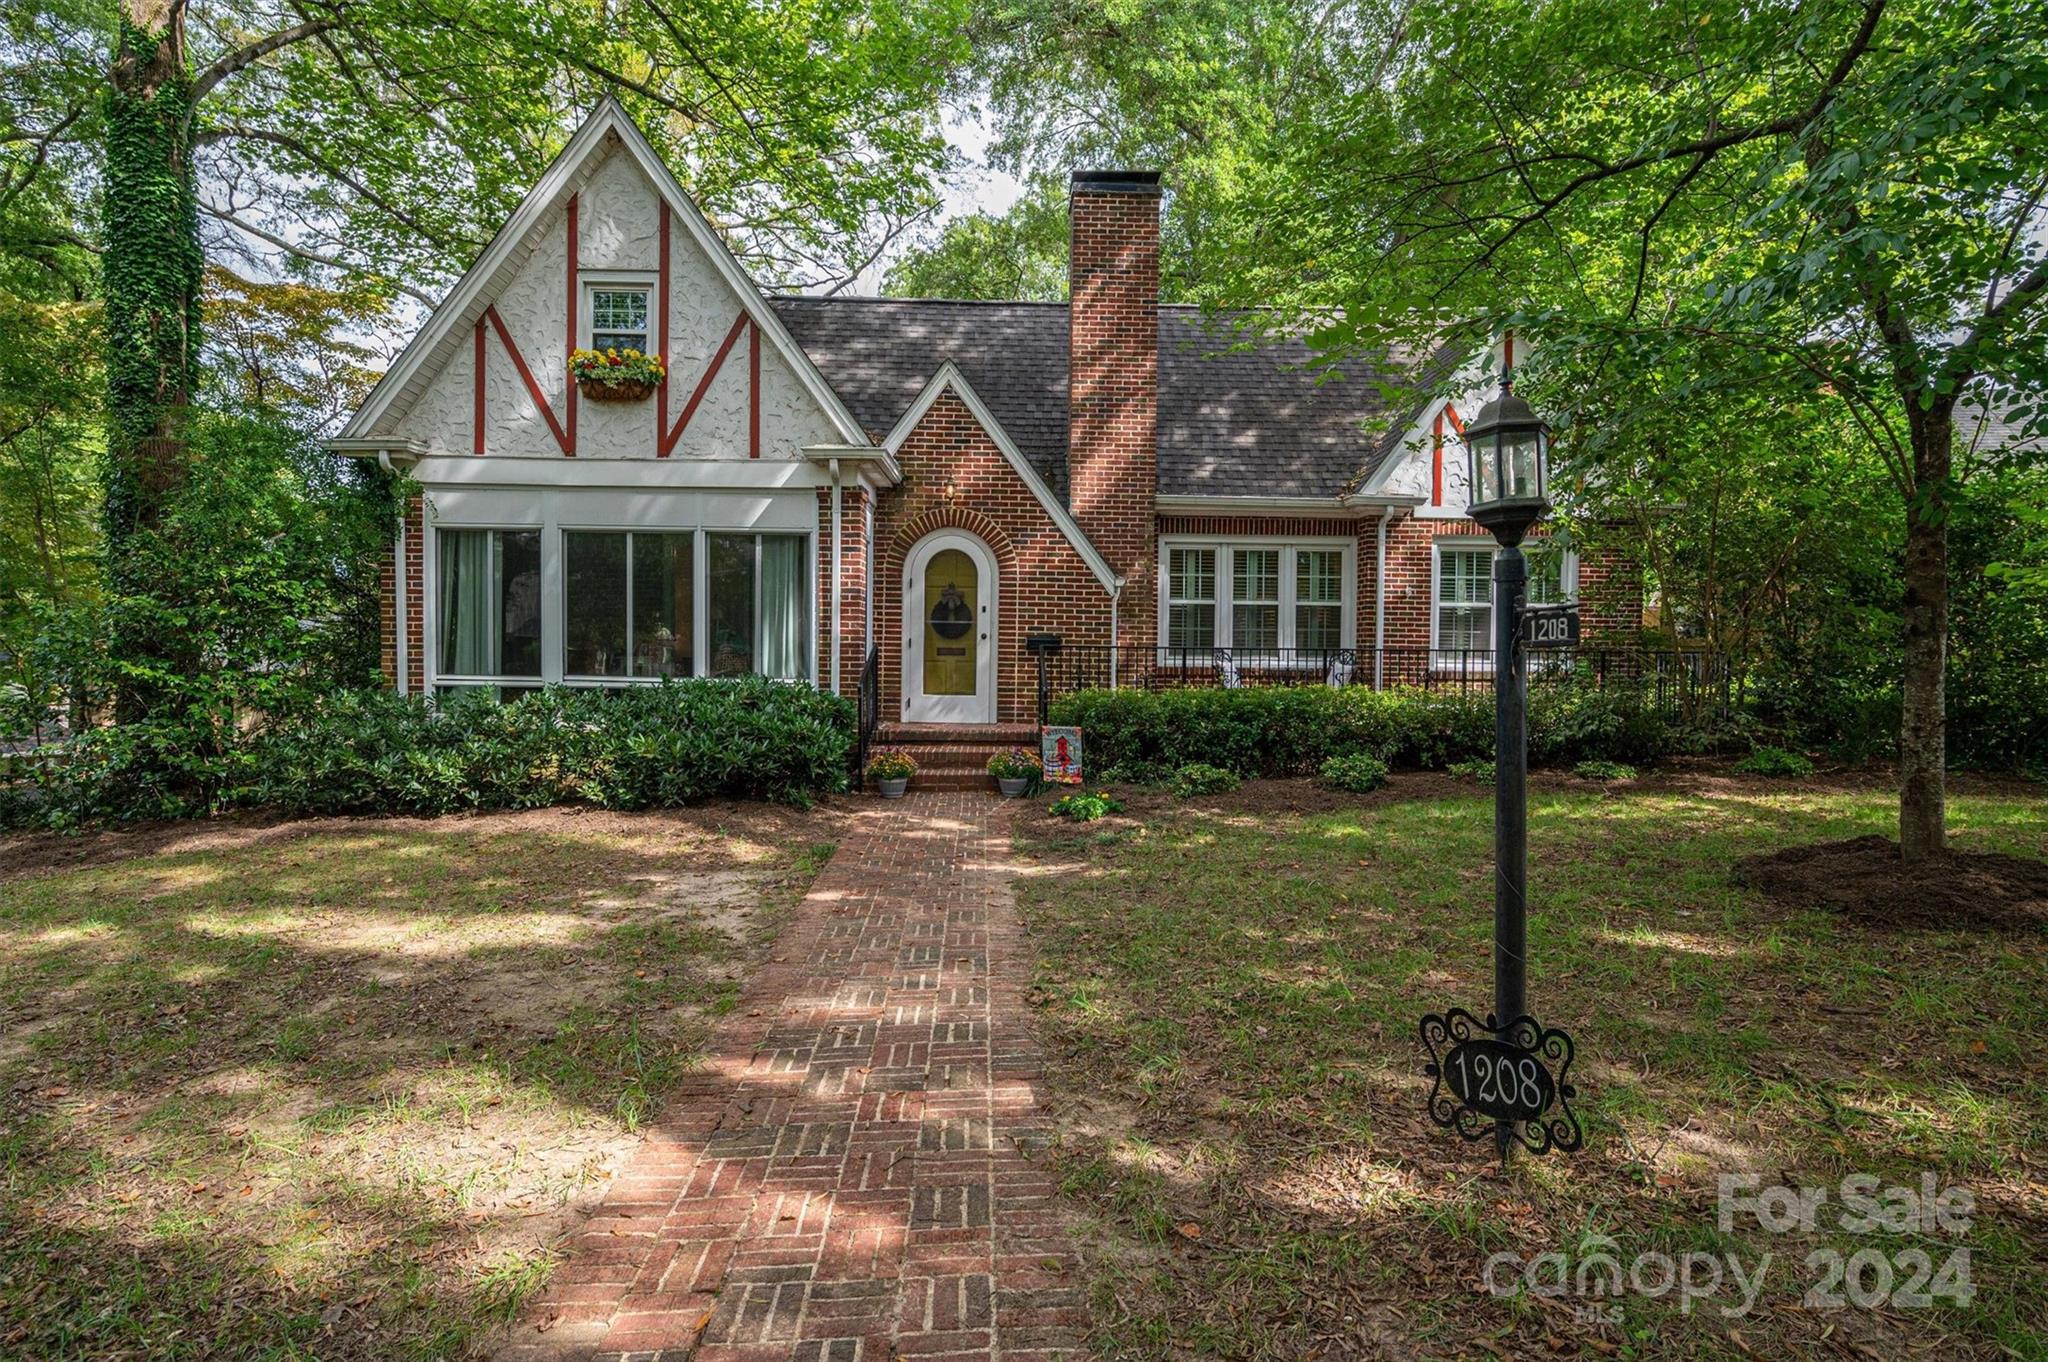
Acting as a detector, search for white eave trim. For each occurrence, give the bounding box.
[327,437,430,464]
[337,96,874,452]
[804,443,901,489]
[883,362,1118,594]
[1154,494,1359,517]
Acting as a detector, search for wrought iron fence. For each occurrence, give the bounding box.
[853,644,880,787]
[1034,644,1733,724]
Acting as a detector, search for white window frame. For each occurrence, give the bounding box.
[1429,537,1578,671]
[1155,535,1357,665]
[581,270,658,354]
[426,508,817,693]
[1164,545,1220,654]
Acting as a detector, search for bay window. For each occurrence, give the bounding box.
[435,524,810,688]
[1159,539,1354,659]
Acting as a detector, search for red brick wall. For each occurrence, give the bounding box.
[1369,517,1642,654]
[1069,180,1159,649]
[378,494,426,694]
[815,483,873,694]
[876,390,1112,723]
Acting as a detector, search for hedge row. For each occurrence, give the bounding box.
[1,679,853,829]
[1049,684,1676,778]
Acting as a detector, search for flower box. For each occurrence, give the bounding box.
[569,347,665,404]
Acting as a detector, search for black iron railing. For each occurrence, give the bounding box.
[1035,644,1733,724]
[853,644,880,787]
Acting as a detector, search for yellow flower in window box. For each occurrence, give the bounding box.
[570,347,666,402]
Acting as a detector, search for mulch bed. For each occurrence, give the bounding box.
[1734,834,2048,931]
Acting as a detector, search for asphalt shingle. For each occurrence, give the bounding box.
[768,296,1448,504]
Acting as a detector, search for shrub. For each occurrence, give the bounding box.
[1733,745,1815,778]
[865,747,918,781]
[2,679,855,829]
[1320,752,1389,793]
[1098,758,1174,786]
[1049,683,1670,777]
[1169,762,1239,797]
[1049,791,1121,822]
[1448,759,1496,784]
[1572,759,1637,781]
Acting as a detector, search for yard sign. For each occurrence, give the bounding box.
[1040,726,1083,784]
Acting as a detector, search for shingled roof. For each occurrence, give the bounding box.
[768,296,1445,504]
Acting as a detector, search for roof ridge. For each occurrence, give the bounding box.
[766,294,1070,308]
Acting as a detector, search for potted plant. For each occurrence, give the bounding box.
[986,747,1041,798]
[569,346,666,402]
[866,748,917,798]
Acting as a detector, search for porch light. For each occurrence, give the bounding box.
[1463,381,1550,544]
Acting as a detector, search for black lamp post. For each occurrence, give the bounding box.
[1461,372,1551,1162]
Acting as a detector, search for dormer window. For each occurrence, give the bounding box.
[590,287,650,354]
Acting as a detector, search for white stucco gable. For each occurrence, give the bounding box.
[1355,337,1523,519]
[335,97,867,461]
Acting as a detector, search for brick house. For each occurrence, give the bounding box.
[333,100,1640,740]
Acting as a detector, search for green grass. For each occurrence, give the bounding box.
[1015,776,2048,1360]
[0,808,834,1360]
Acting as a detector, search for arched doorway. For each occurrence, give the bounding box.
[902,530,997,723]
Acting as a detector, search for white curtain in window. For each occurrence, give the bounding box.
[439,530,497,675]
[758,535,807,680]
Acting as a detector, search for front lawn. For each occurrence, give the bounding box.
[1015,772,2048,1360]
[0,805,836,1360]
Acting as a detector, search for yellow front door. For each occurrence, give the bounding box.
[922,548,978,696]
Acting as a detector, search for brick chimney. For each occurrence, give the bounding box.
[1068,170,1160,646]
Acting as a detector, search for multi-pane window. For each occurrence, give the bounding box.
[1159,541,1351,657]
[1295,550,1344,651]
[590,288,650,353]
[438,529,542,678]
[563,531,694,678]
[1166,547,1217,651]
[1232,549,1281,651]
[1436,547,1493,653]
[1434,542,1573,658]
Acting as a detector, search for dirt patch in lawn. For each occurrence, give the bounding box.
[1734,833,2048,931]
[0,801,844,1360]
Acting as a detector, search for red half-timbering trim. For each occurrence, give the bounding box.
[657,201,671,450]
[472,319,486,455]
[662,313,748,457]
[1431,409,1444,506]
[484,304,572,455]
[748,319,761,459]
[565,193,579,456]
[1504,328,1515,372]
[1444,403,1465,435]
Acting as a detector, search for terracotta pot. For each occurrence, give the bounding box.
[577,375,655,403]
[876,777,909,799]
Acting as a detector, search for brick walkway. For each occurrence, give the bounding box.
[503,792,1089,1362]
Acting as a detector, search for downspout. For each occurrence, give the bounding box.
[1374,505,1396,689]
[1109,577,1124,689]
[829,459,843,694]
[381,451,408,696]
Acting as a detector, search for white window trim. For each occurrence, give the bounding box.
[558,525,701,684]
[425,505,817,692]
[1428,537,1578,669]
[580,270,658,354]
[1155,535,1356,664]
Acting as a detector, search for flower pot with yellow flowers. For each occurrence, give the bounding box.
[570,347,666,403]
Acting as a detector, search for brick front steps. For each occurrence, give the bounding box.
[873,724,1038,793]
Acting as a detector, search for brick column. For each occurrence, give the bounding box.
[1068,170,1160,650]
[379,494,426,694]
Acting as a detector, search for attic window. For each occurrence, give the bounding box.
[590,288,650,354]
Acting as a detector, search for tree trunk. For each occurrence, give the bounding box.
[1898,404,1951,862]
[104,0,202,721]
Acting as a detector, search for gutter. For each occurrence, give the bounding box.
[1109,577,1125,689]
[1373,505,1398,689]
[379,450,410,696]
